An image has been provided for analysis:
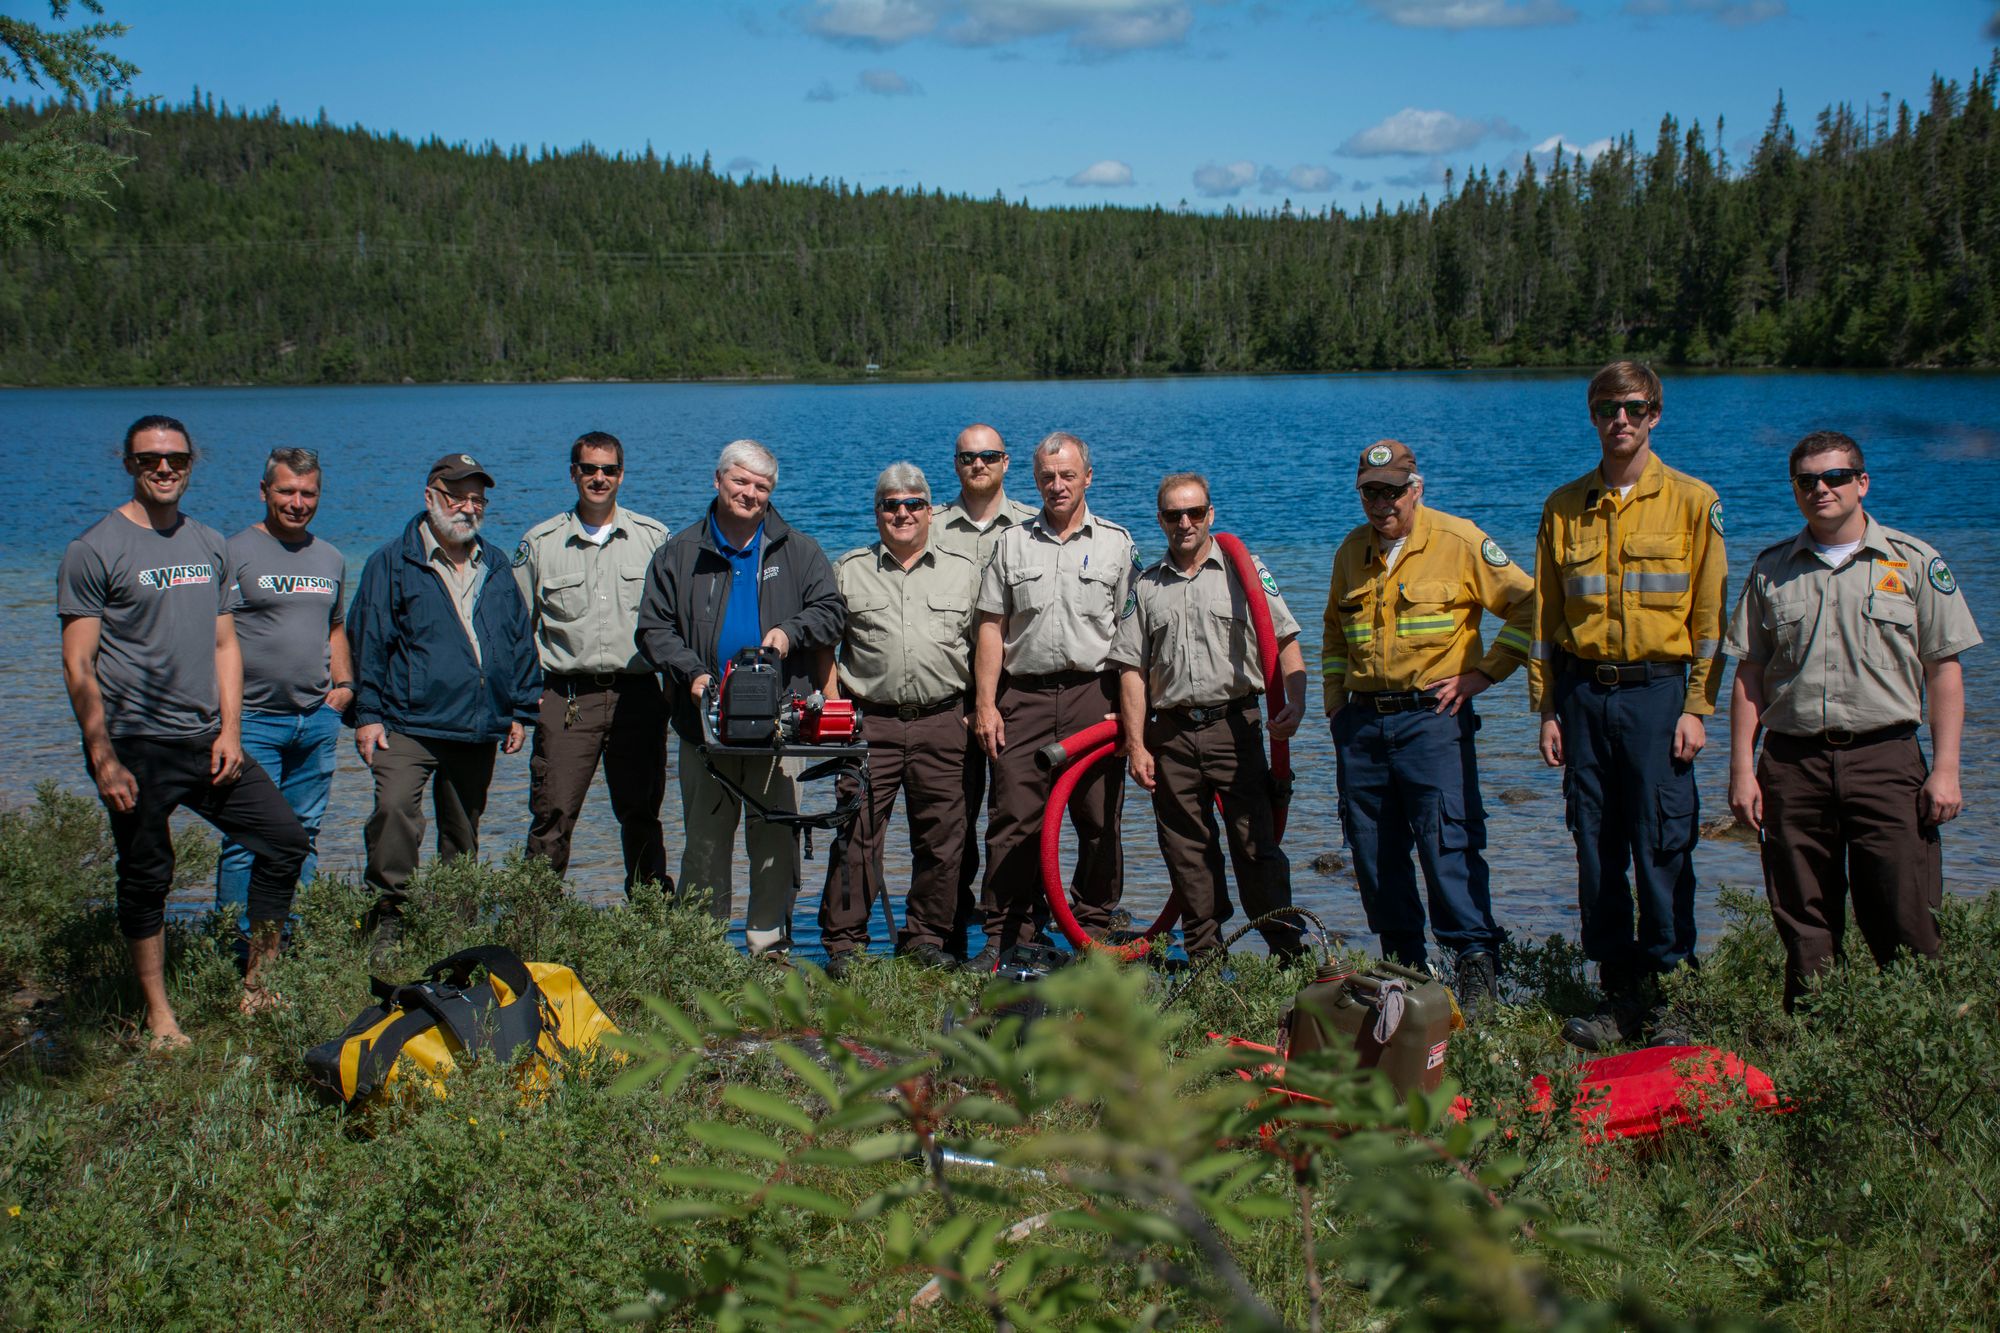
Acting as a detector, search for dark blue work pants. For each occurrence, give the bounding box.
[1554,671,1698,980]
[1333,702,1502,967]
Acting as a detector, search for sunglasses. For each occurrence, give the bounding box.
[1793,468,1863,492]
[1158,504,1211,525]
[129,451,193,473]
[955,450,1005,465]
[1591,398,1656,422]
[574,462,621,477]
[1359,482,1412,504]
[878,497,931,514]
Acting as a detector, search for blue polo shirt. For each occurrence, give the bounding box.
[710,513,764,667]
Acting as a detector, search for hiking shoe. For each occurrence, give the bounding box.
[897,942,956,970]
[961,944,1001,975]
[1560,999,1646,1052]
[1646,1014,1695,1048]
[1452,949,1500,1023]
[368,915,402,970]
[822,950,858,981]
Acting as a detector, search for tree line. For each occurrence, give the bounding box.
[2,60,1997,385]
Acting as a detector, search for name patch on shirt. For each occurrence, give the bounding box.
[136,563,214,589]
[255,574,337,596]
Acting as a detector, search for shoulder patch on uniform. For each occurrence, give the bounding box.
[1259,566,1279,595]
[512,540,529,568]
[1708,499,1724,537]
[1480,537,1510,568]
[1928,557,1958,596]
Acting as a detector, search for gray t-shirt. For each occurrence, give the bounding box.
[227,526,347,714]
[57,511,236,740]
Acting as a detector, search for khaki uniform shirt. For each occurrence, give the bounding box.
[976,506,1139,676]
[1109,545,1301,709]
[1724,515,1981,736]
[512,506,669,676]
[833,541,980,707]
[932,492,1039,571]
[1322,505,1534,713]
[420,517,487,667]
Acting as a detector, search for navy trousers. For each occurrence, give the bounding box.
[1332,702,1503,966]
[1554,670,1699,980]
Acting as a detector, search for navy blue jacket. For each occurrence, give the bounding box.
[348,513,542,743]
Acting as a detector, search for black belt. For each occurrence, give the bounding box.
[549,671,648,691]
[855,696,961,722]
[1158,696,1259,725]
[1008,669,1104,691]
[1770,723,1918,750]
[1566,659,1688,686]
[1347,688,1437,715]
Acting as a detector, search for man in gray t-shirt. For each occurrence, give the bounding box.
[213,447,354,932]
[57,414,309,1051]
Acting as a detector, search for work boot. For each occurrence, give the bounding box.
[1452,948,1500,1023]
[961,944,1001,975]
[1560,990,1647,1052]
[822,950,858,981]
[368,914,402,971]
[897,941,956,970]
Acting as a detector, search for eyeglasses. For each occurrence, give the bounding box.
[1793,468,1863,492]
[1158,504,1211,526]
[1359,483,1412,504]
[878,497,931,514]
[1591,398,1656,422]
[129,451,193,474]
[574,462,622,477]
[955,450,1005,466]
[428,486,487,512]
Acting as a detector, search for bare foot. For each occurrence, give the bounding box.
[238,984,285,1017]
[147,1025,191,1053]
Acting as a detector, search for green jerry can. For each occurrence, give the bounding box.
[1280,961,1457,1096]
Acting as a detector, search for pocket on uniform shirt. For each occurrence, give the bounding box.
[1078,562,1121,621]
[1767,595,1813,662]
[1005,564,1052,612]
[1558,539,1608,605]
[1654,778,1698,857]
[1396,581,1458,638]
[541,570,587,621]
[845,591,892,638]
[928,588,973,638]
[617,562,649,618]
[1621,532,1693,608]
[1862,592,1917,668]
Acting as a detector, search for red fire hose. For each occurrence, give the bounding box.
[1034,531,1292,959]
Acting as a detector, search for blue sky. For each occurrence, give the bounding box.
[108,1,1999,213]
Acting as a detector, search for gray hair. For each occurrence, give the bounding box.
[874,461,930,505]
[716,438,778,484]
[1034,430,1090,472]
[263,447,321,483]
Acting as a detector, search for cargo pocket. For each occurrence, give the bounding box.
[1431,789,1487,851]
[1654,778,1697,857]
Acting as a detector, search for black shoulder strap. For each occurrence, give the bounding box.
[425,945,536,999]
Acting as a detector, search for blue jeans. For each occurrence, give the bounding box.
[215,706,341,934]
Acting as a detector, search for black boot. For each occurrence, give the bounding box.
[1452,948,1500,1023]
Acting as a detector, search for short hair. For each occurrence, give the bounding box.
[1789,430,1865,474]
[262,447,321,484]
[123,414,193,458]
[874,461,930,505]
[956,422,1005,454]
[716,438,778,484]
[1156,473,1210,508]
[572,430,624,467]
[1586,360,1662,408]
[1034,431,1090,472]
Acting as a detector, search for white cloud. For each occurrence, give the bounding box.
[1339,107,1521,157]
[1384,158,1451,188]
[1624,0,1787,25]
[1363,0,1576,28]
[1067,158,1136,187]
[799,0,1198,53]
[858,67,922,94]
[1261,163,1339,193]
[805,79,844,101]
[1192,160,1257,197]
[1531,133,1614,168]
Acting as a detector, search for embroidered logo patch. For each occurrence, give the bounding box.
[1480,537,1510,567]
[1708,499,1724,537]
[511,541,529,568]
[1257,562,1279,595]
[1365,444,1394,467]
[1875,570,1906,596]
[1929,557,1958,595]
[459,453,476,466]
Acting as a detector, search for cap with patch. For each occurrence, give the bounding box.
[1356,439,1417,487]
[428,452,495,487]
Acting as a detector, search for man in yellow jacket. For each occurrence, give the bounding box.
[1531,362,1728,1050]
[1323,440,1533,1016]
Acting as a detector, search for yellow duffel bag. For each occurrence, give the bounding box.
[305,945,617,1109]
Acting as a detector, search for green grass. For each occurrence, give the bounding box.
[1,783,1995,1330]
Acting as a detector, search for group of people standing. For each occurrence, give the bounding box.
[58,359,1979,1054]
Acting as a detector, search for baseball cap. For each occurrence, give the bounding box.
[1355,439,1416,487]
[427,453,495,487]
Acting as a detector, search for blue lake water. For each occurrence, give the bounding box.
[3,371,1996,959]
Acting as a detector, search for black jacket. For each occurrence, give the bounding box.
[348,513,542,743]
[635,503,846,743]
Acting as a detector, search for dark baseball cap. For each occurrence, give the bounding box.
[427,452,495,487]
[1355,439,1417,487]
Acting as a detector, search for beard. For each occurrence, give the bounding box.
[426,494,482,543]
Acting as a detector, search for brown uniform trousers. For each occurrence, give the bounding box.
[818,702,971,955]
[1145,705,1303,956]
[525,673,669,891]
[1759,728,1943,1010]
[981,670,1125,951]
[364,731,497,917]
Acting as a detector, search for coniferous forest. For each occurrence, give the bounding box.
[2,60,1998,386]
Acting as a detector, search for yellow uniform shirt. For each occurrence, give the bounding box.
[1528,453,1728,715]
[1320,505,1534,714]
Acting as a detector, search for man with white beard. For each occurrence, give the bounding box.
[347,453,541,960]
